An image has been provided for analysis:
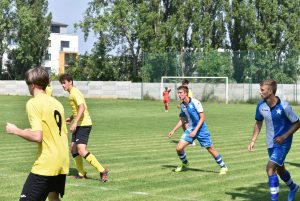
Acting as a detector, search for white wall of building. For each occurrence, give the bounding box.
[43,33,79,74]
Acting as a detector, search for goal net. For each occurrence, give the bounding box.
[161,76,229,104]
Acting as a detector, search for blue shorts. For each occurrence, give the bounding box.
[180,129,212,147]
[268,145,291,166]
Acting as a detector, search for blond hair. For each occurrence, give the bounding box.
[260,79,277,94]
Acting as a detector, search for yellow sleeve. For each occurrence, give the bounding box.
[45,86,53,96]
[26,100,42,131]
[188,90,193,98]
[72,88,84,106]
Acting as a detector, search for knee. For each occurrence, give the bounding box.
[266,166,275,176]
[176,147,183,153]
[70,146,76,154]
[77,146,88,156]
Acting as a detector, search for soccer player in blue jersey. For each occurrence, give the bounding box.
[248,79,300,201]
[168,85,228,174]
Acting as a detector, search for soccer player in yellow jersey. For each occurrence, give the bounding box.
[59,74,109,182]
[45,85,53,96]
[5,67,69,201]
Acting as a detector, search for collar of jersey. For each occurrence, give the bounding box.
[263,96,281,110]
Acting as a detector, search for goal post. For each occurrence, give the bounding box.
[161,76,229,104]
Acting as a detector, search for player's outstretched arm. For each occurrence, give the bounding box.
[168,120,183,138]
[6,122,42,142]
[248,121,263,152]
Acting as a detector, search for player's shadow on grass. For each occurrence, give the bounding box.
[226,182,294,201]
[68,168,99,181]
[285,161,300,168]
[170,140,179,144]
[161,165,218,173]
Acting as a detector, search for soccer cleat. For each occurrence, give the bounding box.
[219,167,228,175]
[74,172,87,179]
[175,162,190,172]
[288,184,299,201]
[100,169,109,182]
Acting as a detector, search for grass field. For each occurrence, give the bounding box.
[1,95,300,201]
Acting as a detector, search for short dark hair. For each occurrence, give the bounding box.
[25,67,49,90]
[177,85,189,94]
[59,74,73,84]
[260,79,277,94]
[182,79,189,85]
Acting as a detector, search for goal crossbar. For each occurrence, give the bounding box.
[161,76,228,104]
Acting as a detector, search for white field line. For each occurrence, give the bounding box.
[67,183,200,201]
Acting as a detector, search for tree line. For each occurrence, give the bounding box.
[1,0,300,83]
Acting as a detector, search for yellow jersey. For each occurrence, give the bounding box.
[188,89,193,98]
[26,93,69,176]
[45,85,53,96]
[69,87,92,126]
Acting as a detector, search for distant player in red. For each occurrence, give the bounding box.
[163,87,171,112]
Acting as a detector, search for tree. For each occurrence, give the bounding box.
[226,0,300,83]
[78,0,143,81]
[0,0,14,79]
[7,0,51,79]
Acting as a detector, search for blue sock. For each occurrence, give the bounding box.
[279,170,296,190]
[269,174,279,201]
[177,151,188,164]
[215,155,226,168]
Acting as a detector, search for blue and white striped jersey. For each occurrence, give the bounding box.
[255,97,299,148]
[179,98,209,135]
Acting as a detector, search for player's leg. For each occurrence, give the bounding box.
[198,133,228,174]
[175,140,190,172]
[48,192,60,201]
[76,126,108,182]
[277,165,298,201]
[275,145,298,201]
[47,174,66,201]
[175,130,193,172]
[206,146,228,174]
[71,134,85,178]
[266,160,280,201]
[164,100,168,112]
[19,173,49,201]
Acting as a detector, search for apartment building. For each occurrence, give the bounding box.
[2,21,79,75]
[44,22,79,74]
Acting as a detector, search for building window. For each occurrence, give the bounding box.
[51,25,60,33]
[45,53,51,61]
[65,53,77,65]
[61,41,70,49]
[48,40,51,47]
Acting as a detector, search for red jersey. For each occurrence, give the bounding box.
[163,90,170,101]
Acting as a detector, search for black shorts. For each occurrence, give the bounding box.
[72,126,92,144]
[20,172,66,201]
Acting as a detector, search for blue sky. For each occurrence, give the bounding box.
[48,0,96,54]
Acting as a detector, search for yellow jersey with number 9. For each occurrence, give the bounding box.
[26,93,69,176]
